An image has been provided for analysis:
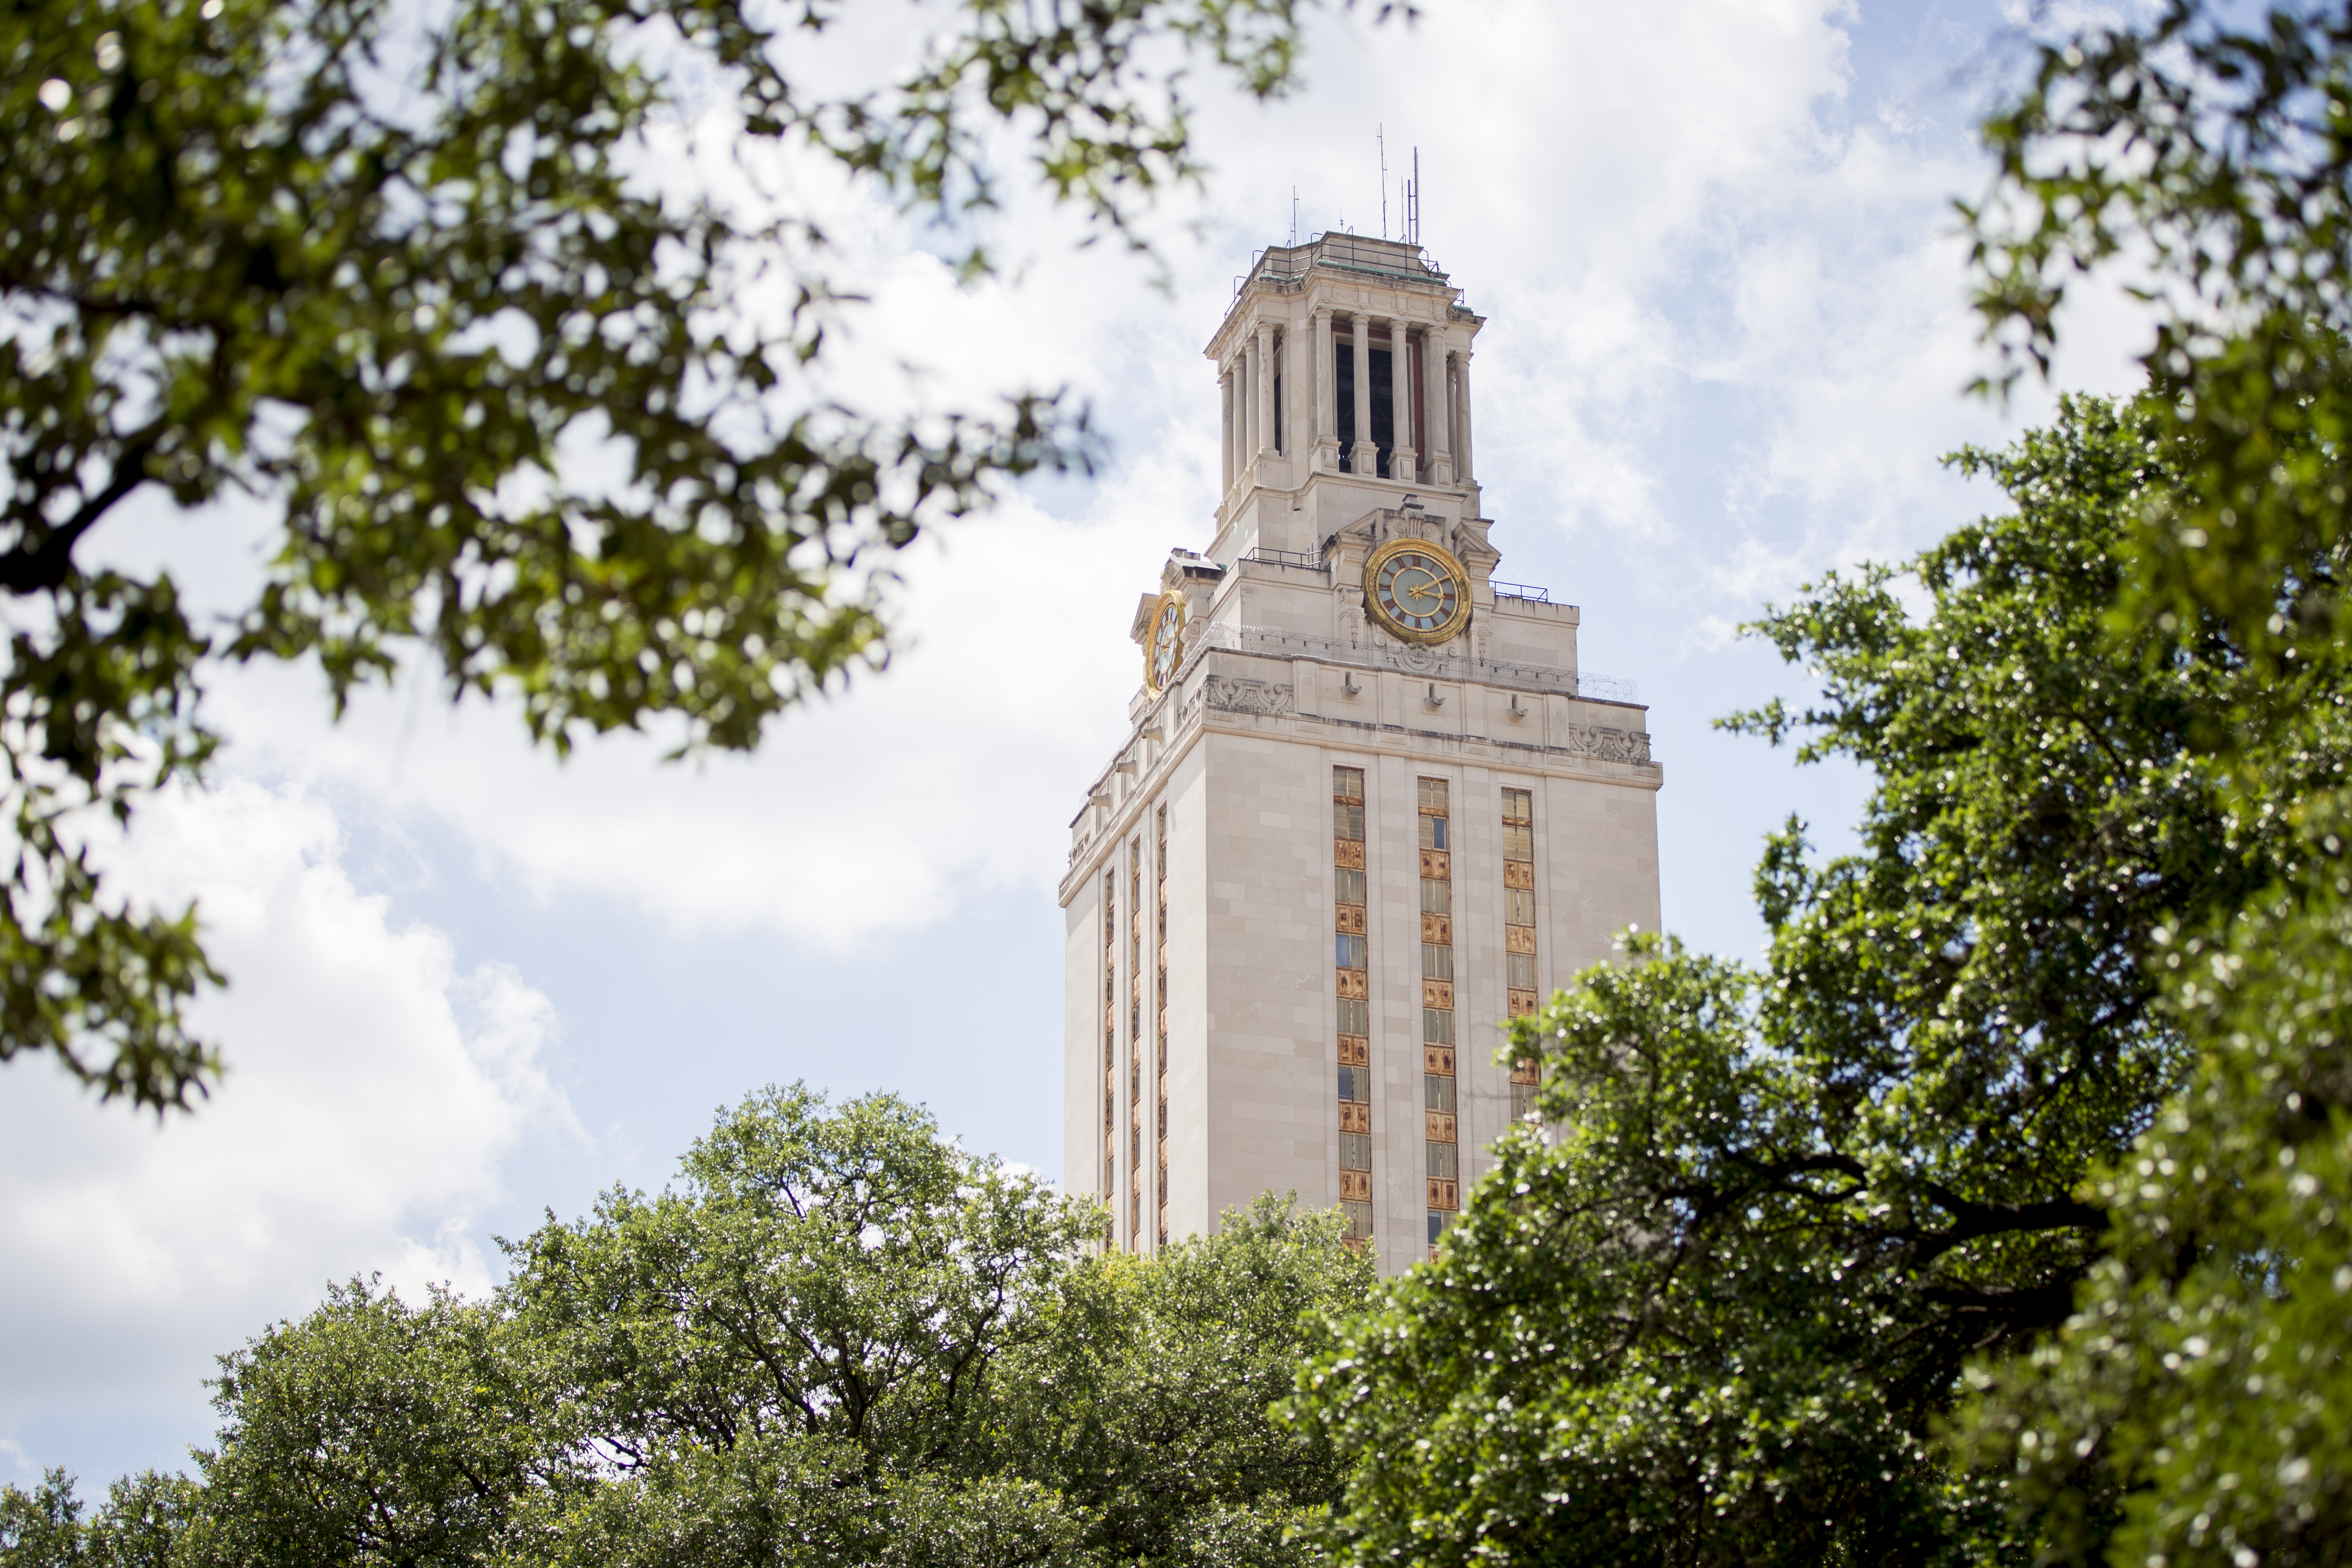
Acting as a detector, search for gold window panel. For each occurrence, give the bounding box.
[1334,763,1372,1251]
[1419,775,1456,1263]
[1504,786,1540,1126]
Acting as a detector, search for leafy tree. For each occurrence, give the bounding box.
[1285,396,2305,1565]
[161,1086,1361,1566]
[504,1084,1100,1482]
[0,0,1320,1111]
[1,1469,197,1568]
[1947,4,2352,1561]
[0,1471,84,1568]
[989,1191,1371,1567]
[1291,5,2352,1564]
[181,1277,578,1568]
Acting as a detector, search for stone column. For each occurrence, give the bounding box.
[1350,316,1377,476]
[1455,350,1474,484]
[1241,339,1258,480]
[1313,308,1337,471]
[1283,321,1304,459]
[1231,359,1246,491]
[1423,327,1453,484]
[1389,317,1417,483]
[1219,368,1235,495]
[1255,322,1277,457]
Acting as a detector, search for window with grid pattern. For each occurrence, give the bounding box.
[1130,841,1144,1250]
[1503,786,1540,1125]
[1101,870,1117,1239]
[1334,764,1372,1254]
[1419,776,1457,1260]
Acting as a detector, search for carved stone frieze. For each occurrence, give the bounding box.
[1203,676,1294,716]
[1557,723,1653,765]
[1394,641,1440,674]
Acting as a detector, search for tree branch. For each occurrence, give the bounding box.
[0,436,159,594]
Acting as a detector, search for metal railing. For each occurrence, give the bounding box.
[1490,581,1552,604]
[1235,234,1450,297]
[1239,548,1328,571]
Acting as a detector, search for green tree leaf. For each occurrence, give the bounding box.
[0,0,1323,1110]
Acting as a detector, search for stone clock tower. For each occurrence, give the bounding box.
[1061,235,1662,1273]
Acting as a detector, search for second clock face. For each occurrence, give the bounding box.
[1146,593,1185,694]
[1367,541,1471,644]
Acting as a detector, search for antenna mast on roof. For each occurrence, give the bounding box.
[1410,148,1421,246]
[1378,125,1387,240]
[1291,187,1299,247]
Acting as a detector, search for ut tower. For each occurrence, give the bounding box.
[1060,235,1662,1272]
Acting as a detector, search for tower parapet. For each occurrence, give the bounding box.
[1206,234,1484,561]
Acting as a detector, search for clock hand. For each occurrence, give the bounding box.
[1398,566,1443,609]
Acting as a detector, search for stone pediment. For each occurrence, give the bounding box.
[1326,507,1500,571]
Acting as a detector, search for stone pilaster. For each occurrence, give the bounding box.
[1423,327,1453,485]
[1313,308,1337,472]
[1350,316,1377,476]
[1390,316,1417,483]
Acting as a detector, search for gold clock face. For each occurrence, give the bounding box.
[1366,540,1471,644]
[1144,592,1185,695]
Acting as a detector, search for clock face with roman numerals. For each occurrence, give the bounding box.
[1366,540,1471,644]
[1143,591,1185,695]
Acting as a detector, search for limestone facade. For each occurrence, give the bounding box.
[1059,235,1663,1275]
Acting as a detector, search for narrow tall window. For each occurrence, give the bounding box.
[1155,804,1170,1250]
[1503,788,1542,1122]
[1101,870,1117,1241]
[1420,777,1457,1259]
[1129,836,1144,1251]
[1333,765,1372,1249]
[1369,335,1396,478]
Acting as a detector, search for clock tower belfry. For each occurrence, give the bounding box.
[1062,235,1663,1273]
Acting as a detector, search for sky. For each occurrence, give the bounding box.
[0,0,2157,1489]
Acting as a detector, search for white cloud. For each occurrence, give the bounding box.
[73,0,2160,956]
[0,779,574,1426]
[194,488,1156,951]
